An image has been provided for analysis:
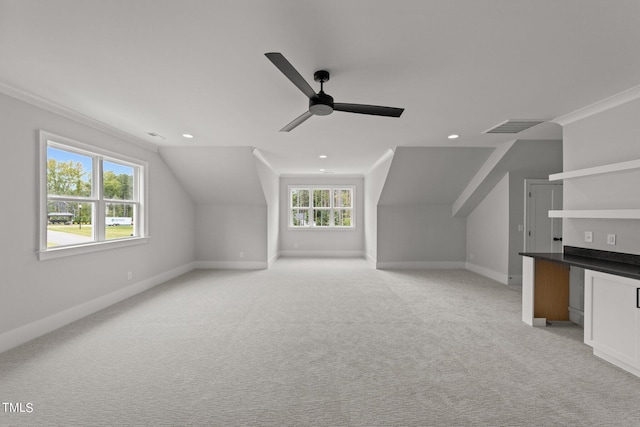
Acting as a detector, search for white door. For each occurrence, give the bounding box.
[525,180,563,253]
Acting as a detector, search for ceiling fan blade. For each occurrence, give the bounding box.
[265,52,316,99]
[333,103,404,118]
[280,110,313,132]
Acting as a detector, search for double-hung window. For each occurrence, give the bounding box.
[289,186,354,228]
[39,131,147,259]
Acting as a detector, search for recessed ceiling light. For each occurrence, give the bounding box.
[182,133,194,139]
[319,155,327,159]
[448,134,459,139]
[319,168,325,172]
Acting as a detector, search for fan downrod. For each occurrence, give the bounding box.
[309,70,333,116]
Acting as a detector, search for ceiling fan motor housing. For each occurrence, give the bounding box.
[310,91,334,116]
[309,70,333,115]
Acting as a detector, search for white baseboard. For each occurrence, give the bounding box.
[533,318,547,327]
[365,253,377,267]
[466,262,508,284]
[593,348,640,379]
[376,261,466,270]
[193,260,268,269]
[0,262,195,355]
[268,253,280,268]
[279,250,365,258]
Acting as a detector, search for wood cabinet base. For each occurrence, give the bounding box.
[534,259,570,321]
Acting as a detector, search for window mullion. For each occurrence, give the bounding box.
[136,165,144,236]
[95,157,105,241]
[330,192,335,227]
[131,167,141,236]
[289,187,295,227]
[48,195,95,203]
[133,202,139,237]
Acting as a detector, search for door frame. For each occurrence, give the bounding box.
[524,179,563,252]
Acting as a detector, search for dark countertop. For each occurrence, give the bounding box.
[520,247,640,281]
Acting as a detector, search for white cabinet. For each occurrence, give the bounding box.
[584,269,640,378]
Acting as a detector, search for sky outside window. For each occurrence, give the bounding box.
[48,147,133,177]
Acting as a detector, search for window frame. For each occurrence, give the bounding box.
[288,185,355,230]
[38,131,149,260]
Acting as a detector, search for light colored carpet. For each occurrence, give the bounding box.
[2,258,640,426]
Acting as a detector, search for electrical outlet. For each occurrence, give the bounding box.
[584,231,593,243]
[127,272,132,280]
[607,234,616,245]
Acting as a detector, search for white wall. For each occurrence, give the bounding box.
[466,173,510,283]
[254,155,280,265]
[376,205,467,268]
[374,146,494,269]
[459,140,562,284]
[561,97,640,253]
[160,147,270,269]
[195,204,267,268]
[0,92,195,345]
[507,172,527,283]
[364,152,393,263]
[279,176,364,257]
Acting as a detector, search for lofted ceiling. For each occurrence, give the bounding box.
[379,147,493,206]
[160,146,266,205]
[1,1,640,175]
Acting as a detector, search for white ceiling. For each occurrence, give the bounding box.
[1,1,640,175]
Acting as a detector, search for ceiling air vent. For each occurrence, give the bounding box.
[147,132,166,140]
[483,120,544,134]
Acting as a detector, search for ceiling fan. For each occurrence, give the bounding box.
[265,52,404,132]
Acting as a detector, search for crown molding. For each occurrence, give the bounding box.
[552,84,640,126]
[0,80,158,152]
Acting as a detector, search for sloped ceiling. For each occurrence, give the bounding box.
[453,140,564,217]
[379,147,493,206]
[1,1,640,175]
[159,147,266,205]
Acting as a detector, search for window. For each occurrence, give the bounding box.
[39,131,147,259]
[289,186,355,229]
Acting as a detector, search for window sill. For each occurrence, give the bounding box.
[37,236,150,261]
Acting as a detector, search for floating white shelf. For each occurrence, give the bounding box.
[549,158,640,181]
[548,209,640,219]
